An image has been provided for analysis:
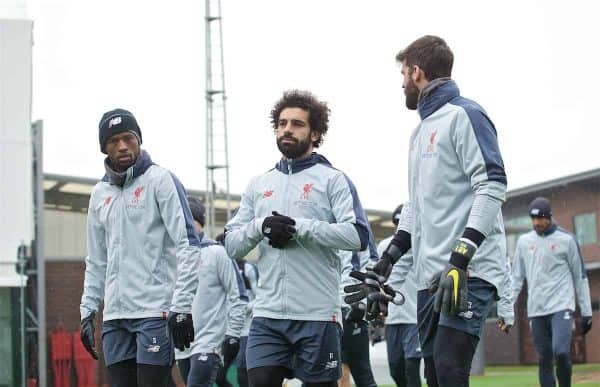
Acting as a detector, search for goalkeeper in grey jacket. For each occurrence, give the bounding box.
[79,109,200,387]
[512,197,592,387]
[224,90,370,387]
[345,36,509,387]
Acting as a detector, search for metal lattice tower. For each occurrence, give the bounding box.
[205,0,231,236]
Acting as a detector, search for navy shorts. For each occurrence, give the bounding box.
[246,317,342,383]
[417,277,496,357]
[102,317,173,366]
[187,353,221,387]
[386,323,421,362]
[235,336,249,368]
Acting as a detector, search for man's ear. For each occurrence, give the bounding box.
[311,130,320,144]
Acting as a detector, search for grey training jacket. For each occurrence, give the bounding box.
[225,153,369,323]
[176,238,248,359]
[80,151,200,321]
[396,80,509,291]
[512,224,592,318]
[377,236,418,325]
[339,226,379,310]
[240,261,259,337]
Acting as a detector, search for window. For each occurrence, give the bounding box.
[504,216,531,257]
[573,212,597,246]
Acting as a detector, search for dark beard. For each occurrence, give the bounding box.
[405,81,419,110]
[277,136,312,159]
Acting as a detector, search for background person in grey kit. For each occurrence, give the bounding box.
[79,109,200,387]
[224,90,371,387]
[214,232,259,387]
[175,196,248,387]
[512,197,593,387]
[346,36,509,387]
[378,205,421,387]
[338,225,380,387]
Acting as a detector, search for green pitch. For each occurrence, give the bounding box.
[381,364,600,387]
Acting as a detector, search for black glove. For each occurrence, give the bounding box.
[167,312,194,351]
[345,302,366,323]
[344,271,404,320]
[434,239,476,316]
[262,211,296,248]
[580,316,592,335]
[80,312,99,360]
[222,335,241,364]
[371,253,394,283]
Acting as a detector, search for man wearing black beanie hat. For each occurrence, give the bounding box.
[80,109,202,387]
[512,197,593,387]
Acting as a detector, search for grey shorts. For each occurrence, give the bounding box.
[102,317,173,366]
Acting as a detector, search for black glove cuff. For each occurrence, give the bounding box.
[462,227,485,247]
[386,230,411,264]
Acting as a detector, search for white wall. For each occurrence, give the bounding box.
[0,19,33,286]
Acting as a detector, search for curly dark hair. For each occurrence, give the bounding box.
[270,90,330,148]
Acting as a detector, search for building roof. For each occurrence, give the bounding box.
[507,167,600,199]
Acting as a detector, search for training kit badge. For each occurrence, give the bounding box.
[301,183,314,199]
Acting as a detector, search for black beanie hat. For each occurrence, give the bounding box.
[98,108,142,153]
[392,204,403,226]
[528,197,552,219]
[187,196,206,227]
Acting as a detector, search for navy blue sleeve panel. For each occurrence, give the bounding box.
[169,172,201,247]
[342,174,369,251]
[351,252,361,271]
[230,259,249,302]
[367,226,379,262]
[560,227,588,279]
[450,98,507,186]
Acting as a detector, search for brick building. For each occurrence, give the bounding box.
[484,168,600,364]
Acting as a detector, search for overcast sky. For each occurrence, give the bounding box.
[27,0,600,211]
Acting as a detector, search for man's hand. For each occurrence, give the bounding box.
[371,254,393,283]
[434,239,476,316]
[262,211,296,248]
[434,264,468,316]
[580,316,592,335]
[497,318,512,334]
[167,312,194,351]
[344,302,366,323]
[344,271,404,320]
[222,335,241,364]
[80,312,99,360]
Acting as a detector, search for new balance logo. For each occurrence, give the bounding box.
[108,116,122,128]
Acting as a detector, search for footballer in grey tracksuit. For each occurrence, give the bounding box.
[224,152,369,383]
[80,149,201,367]
[378,236,421,387]
[175,235,248,387]
[376,78,508,387]
[512,217,592,387]
[338,231,379,387]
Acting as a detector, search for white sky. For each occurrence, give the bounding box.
[27,0,600,211]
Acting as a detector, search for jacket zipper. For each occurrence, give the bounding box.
[281,159,293,317]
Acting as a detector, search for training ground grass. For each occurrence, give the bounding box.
[380,363,600,387]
